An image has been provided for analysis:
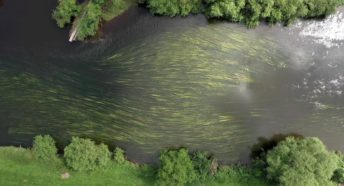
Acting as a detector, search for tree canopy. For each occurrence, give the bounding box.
[266,137,340,186]
[52,0,81,28]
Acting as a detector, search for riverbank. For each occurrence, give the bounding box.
[0,146,267,186]
[53,0,344,41]
[0,135,343,185]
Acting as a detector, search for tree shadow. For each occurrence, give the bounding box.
[250,133,304,160]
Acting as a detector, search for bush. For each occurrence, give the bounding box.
[64,137,111,171]
[32,135,58,161]
[114,147,126,165]
[192,151,217,182]
[157,148,196,186]
[266,137,339,186]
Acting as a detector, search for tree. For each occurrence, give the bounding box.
[52,0,81,28]
[266,137,339,186]
[76,3,103,40]
[157,148,196,186]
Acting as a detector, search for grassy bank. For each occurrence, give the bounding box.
[0,146,267,186]
[0,147,155,186]
[1,135,344,186]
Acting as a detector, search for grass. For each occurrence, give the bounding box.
[0,147,154,186]
[0,146,270,186]
[102,0,137,21]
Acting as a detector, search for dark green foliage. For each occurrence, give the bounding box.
[192,151,217,182]
[114,147,126,164]
[147,0,202,17]
[52,0,81,28]
[64,137,111,171]
[206,0,245,22]
[76,3,103,40]
[266,137,339,186]
[157,148,196,186]
[32,135,58,161]
[332,168,344,184]
[332,152,344,184]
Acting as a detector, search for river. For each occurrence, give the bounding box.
[0,0,344,163]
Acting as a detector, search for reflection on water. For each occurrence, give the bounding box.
[0,1,344,163]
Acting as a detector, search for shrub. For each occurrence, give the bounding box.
[114,147,126,165]
[157,148,196,186]
[192,151,217,182]
[32,135,58,161]
[64,137,111,171]
[266,137,339,186]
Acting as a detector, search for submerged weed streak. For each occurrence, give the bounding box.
[1,25,286,162]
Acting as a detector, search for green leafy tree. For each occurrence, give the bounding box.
[157,148,196,186]
[32,135,58,161]
[76,3,103,40]
[266,137,339,186]
[64,137,111,171]
[52,0,81,28]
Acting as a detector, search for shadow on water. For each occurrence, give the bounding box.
[250,133,304,160]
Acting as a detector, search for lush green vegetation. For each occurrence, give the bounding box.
[53,0,344,40]
[52,0,132,41]
[265,137,339,186]
[32,135,58,161]
[52,0,81,28]
[144,0,344,27]
[147,0,202,16]
[0,135,343,185]
[64,137,111,171]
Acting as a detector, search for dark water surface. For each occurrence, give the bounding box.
[0,0,343,163]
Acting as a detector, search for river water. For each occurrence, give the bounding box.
[0,0,344,163]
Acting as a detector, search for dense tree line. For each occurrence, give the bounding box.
[53,0,344,40]
[145,0,344,27]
